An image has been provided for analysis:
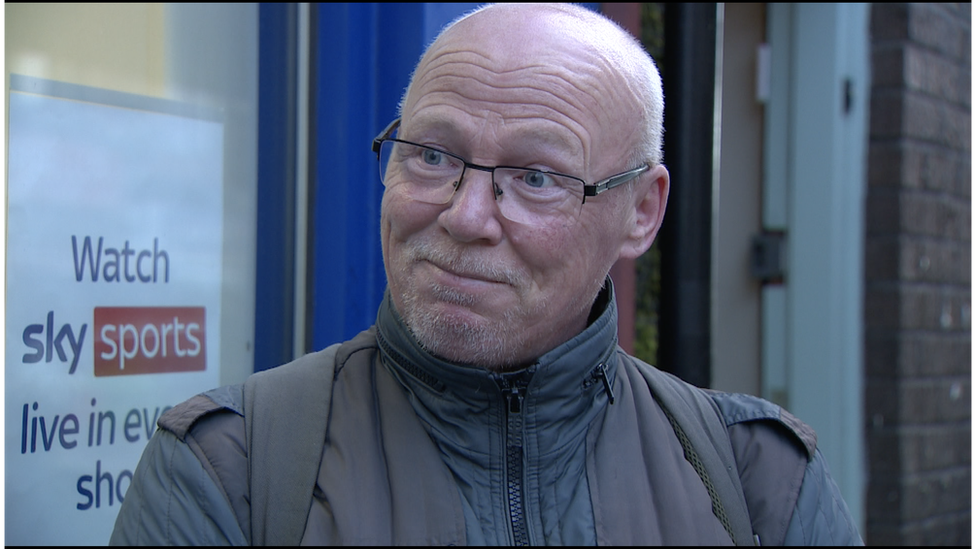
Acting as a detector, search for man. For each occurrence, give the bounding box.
[111,3,863,545]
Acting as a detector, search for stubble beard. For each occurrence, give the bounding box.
[400,287,531,371]
[395,241,542,371]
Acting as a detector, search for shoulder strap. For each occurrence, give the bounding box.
[631,360,756,546]
[243,343,341,546]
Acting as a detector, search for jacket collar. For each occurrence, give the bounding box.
[375,278,620,448]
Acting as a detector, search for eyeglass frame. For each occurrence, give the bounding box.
[371,118,649,205]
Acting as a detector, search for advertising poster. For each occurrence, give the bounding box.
[5,75,225,545]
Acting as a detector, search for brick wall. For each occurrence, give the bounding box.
[865,3,971,545]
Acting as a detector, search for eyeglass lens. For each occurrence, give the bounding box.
[378,140,584,226]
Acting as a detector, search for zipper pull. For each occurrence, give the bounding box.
[498,371,532,414]
[506,384,523,414]
[595,363,615,405]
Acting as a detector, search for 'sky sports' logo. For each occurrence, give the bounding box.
[93,307,205,376]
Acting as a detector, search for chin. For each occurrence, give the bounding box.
[402,297,526,369]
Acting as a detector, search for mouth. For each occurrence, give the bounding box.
[404,240,524,291]
[427,259,509,286]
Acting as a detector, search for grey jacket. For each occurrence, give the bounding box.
[110,288,863,545]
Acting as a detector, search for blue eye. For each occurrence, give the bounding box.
[523,171,551,188]
[421,148,444,165]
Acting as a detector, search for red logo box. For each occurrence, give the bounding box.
[94,306,206,376]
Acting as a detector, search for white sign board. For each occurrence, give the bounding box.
[5,76,224,545]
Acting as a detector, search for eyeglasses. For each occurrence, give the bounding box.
[371,118,649,226]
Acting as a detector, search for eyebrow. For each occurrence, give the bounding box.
[512,125,583,159]
[403,116,584,170]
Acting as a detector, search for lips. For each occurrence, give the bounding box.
[402,236,528,291]
[425,260,506,290]
[432,260,503,284]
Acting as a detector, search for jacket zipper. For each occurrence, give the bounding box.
[594,362,615,404]
[499,372,532,546]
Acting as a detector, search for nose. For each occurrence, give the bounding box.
[438,166,504,244]
[457,164,503,198]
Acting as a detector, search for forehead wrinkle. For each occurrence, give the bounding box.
[407,24,640,175]
[407,107,585,160]
[418,49,622,114]
[431,14,636,106]
[408,66,619,169]
[408,98,591,172]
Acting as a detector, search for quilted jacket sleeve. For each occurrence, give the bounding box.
[715,391,864,546]
[783,448,863,545]
[108,426,247,546]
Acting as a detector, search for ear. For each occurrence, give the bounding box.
[618,164,669,260]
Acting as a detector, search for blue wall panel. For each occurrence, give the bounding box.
[255,3,297,372]
[310,3,383,352]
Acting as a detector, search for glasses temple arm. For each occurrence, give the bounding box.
[582,164,650,198]
[372,117,402,154]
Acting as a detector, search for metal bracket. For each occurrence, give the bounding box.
[750,231,786,283]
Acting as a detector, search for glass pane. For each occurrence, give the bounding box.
[5,4,258,544]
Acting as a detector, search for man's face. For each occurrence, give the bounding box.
[380,8,651,370]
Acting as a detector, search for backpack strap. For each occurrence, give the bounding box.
[631,360,757,546]
[243,343,341,546]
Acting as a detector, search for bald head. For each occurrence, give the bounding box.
[400,2,665,169]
